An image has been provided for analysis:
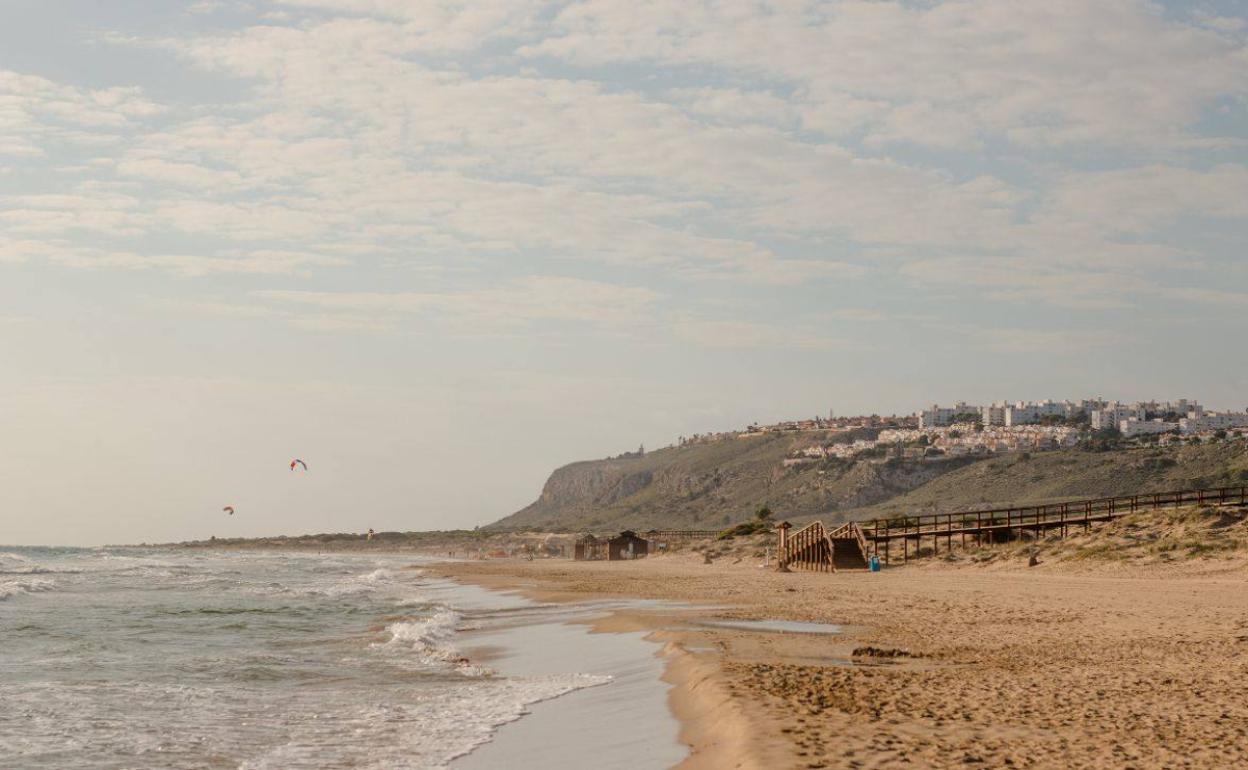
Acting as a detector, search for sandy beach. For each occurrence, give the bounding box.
[436,552,1248,769]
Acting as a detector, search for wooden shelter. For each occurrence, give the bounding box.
[606,530,649,560]
[573,534,605,561]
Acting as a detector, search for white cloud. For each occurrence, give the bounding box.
[0,0,1241,340]
[1042,164,1248,236]
[898,257,1152,310]
[525,0,1248,149]
[258,276,663,329]
[672,316,864,351]
[666,87,797,127]
[968,327,1123,354]
[0,235,347,276]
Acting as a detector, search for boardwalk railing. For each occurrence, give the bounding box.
[864,485,1248,564]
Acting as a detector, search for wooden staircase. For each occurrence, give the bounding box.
[829,523,870,570]
[780,522,870,572]
[781,521,835,571]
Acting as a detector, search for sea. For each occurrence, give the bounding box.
[0,547,685,769]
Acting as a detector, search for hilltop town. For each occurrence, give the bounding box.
[673,397,1248,470]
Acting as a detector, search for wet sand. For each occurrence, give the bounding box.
[436,553,1248,769]
[412,577,689,769]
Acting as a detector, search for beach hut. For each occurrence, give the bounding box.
[574,534,603,561]
[606,530,649,561]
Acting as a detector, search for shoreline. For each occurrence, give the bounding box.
[418,576,691,769]
[433,560,817,769]
[435,551,1248,769]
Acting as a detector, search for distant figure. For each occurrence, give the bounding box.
[366,528,374,541]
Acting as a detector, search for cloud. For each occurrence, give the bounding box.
[258,276,663,329]
[898,257,1151,310]
[666,87,798,127]
[0,68,162,128]
[276,0,547,44]
[525,0,1248,150]
[0,235,347,276]
[825,308,894,322]
[1041,164,1248,236]
[0,0,1241,345]
[967,327,1124,354]
[163,298,391,331]
[671,316,867,351]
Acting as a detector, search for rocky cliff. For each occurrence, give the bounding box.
[490,436,1248,533]
[488,430,976,532]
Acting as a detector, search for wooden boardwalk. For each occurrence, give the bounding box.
[862,485,1248,564]
[776,485,1248,570]
[644,529,722,541]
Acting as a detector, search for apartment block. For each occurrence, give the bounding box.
[918,402,983,429]
[1119,419,1179,438]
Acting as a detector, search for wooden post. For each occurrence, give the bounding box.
[777,522,792,572]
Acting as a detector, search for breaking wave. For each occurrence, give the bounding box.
[379,607,490,674]
[0,577,57,601]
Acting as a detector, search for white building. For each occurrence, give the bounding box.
[1004,400,1081,426]
[981,403,1007,427]
[1119,419,1179,438]
[918,402,982,429]
[1091,403,1147,431]
[1180,412,1248,435]
[1138,399,1203,418]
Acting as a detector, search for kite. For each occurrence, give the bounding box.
[290,459,308,471]
[223,506,235,516]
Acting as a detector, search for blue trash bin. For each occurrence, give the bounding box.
[869,554,881,572]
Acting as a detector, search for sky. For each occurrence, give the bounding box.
[1,0,1246,546]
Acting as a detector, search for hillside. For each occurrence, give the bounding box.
[490,438,1248,532]
[919,502,1248,574]
[849,441,1248,519]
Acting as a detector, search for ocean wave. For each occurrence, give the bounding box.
[294,567,418,600]
[0,577,57,601]
[360,568,395,584]
[0,552,35,570]
[0,550,90,575]
[378,607,490,674]
[391,674,614,768]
